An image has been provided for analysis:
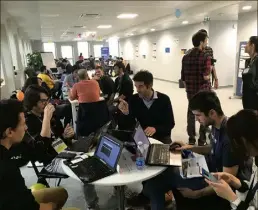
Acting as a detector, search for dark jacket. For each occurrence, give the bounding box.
[235,156,258,210]
[97,75,115,101]
[114,73,134,101]
[125,92,175,142]
[242,55,258,110]
[0,145,40,210]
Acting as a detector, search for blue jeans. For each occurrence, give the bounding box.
[143,167,207,210]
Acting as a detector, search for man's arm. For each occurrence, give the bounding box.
[189,145,212,155]
[203,56,212,81]
[69,85,77,100]
[154,96,175,134]
[181,56,186,88]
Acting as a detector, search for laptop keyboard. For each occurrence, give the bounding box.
[150,144,170,164]
[77,158,112,181]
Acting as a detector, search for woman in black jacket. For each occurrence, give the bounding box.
[206,109,258,210]
[242,36,258,110]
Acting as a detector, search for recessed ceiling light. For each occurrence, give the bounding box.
[117,13,138,19]
[73,38,82,41]
[182,20,189,24]
[126,33,134,36]
[150,28,156,31]
[97,25,112,29]
[242,5,252,10]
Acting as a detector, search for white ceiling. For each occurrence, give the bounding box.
[1,1,257,42]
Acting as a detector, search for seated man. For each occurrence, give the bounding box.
[142,91,244,210]
[114,61,134,102]
[69,69,100,103]
[38,65,62,99]
[0,99,68,210]
[62,66,79,91]
[118,70,175,143]
[22,85,99,209]
[94,66,115,105]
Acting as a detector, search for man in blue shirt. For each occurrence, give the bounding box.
[143,91,242,210]
[62,67,79,91]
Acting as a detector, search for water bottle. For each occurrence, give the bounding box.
[136,141,145,170]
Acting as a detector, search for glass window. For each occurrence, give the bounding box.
[109,37,119,57]
[77,41,89,59]
[61,45,73,65]
[43,42,56,58]
[93,45,103,58]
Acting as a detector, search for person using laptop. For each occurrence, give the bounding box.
[0,99,68,210]
[118,70,175,144]
[142,91,247,210]
[22,85,100,210]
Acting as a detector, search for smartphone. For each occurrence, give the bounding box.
[200,167,218,182]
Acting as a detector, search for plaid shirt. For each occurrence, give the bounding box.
[181,48,212,98]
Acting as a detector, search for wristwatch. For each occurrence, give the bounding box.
[230,197,241,210]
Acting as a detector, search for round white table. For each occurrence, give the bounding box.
[62,138,166,210]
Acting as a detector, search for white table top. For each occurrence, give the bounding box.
[62,138,166,186]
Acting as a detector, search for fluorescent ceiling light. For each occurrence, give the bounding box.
[40,14,59,17]
[150,28,156,31]
[127,33,134,36]
[73,38,82,41]
[182,20,189,24]
[242,5,252,10]
[97,25,112,29]
[117,13,138,19]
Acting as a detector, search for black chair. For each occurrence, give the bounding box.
[31,161,69,188]
[77,100,111,137]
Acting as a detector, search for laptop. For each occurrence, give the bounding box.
[73,121,112,152]
[132,122,182,166]
[65,134,123,183]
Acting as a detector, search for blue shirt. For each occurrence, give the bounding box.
[208,118,240,173]
[62,74,78,89]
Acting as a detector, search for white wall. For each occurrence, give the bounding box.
[233,11,258,94]
[120,23,210,83]
[209,20,237,87]
[120,21,239,86]
[1,7,32,98]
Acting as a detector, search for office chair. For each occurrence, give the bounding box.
[31,161,69,188]
[76,100,111,136]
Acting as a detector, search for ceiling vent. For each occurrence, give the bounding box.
[79,13,100,18]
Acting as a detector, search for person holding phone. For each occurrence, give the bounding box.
[205,109,258,210]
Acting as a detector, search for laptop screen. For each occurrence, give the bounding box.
[95,135,121,168]
[133,123,150,159]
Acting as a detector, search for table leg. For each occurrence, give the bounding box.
[117,185,125,210]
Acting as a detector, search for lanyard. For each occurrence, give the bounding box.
[245,171,258,205]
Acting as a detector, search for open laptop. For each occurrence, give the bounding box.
[132,122,182,166]
[73,121,112,152]
[65,134,123,183]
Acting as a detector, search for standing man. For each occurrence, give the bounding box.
[199,29,219,89]
[181,31,212,146]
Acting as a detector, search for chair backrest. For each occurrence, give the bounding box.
[77,100,110,136]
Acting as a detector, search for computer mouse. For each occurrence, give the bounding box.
[169,143,181,152]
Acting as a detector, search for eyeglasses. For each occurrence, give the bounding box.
[39,98,49,103]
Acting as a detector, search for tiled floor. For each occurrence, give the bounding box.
[21,80,243,210]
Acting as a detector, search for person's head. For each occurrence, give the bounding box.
[95,66,104,77]
[245,36,258,56]
[189,91,224,127]
[0,99,27,147]
[23,76,42,92]
[80,53,82,56]
[133,70,153,98]
[40,65,47,73]
[23,85,50,114]
[72,68,79,77]
[77,69,89,81]
[114,61,125,75]
[192,31,208,49]
[227,110,258,157]
[198,29,208,35]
